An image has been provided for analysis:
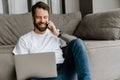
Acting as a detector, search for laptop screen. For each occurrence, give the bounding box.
[14,52,57,80]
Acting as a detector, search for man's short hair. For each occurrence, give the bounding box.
[31,2,50,17]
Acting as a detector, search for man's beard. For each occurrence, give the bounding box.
[34,21,48,32]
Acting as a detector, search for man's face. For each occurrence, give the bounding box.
[33,8,49,32]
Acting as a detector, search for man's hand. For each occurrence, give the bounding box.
[47,21,60,36]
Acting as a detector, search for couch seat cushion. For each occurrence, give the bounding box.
[0,45,16,80]
[84,40,120,49]
[84,40,120,80]
[0,54,16,80]
[0,45,15,54]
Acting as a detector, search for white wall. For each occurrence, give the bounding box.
[93,0,120,13]
[65,0,79,13]
[51,0,61,14]
[0,0,3,13]
[1,0,80,14]
[8,0,28,14]
[31,0,47,4]
[1,0,120,14]
[32,0,62,14]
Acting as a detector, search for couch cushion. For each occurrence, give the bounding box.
[0,13,34,46]
[0,45,16,80]
[0,45,15,54]
[84,40,120,49]
[74,10,120,40]
[0,54,16,80]
[84,40,120,80]
[50,11,81,35]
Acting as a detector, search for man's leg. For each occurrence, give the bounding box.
[65,38,92,80]
[25,38,91,80]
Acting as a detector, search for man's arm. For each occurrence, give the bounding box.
[58,32,77,44]
[47,21,77,43]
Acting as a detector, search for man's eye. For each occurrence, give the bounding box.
[36,16,40,19]
[44,17,48,19]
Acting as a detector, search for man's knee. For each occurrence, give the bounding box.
[68,38,87,52]
[70,38,84,46]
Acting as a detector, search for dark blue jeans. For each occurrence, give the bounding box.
[26,39,92,80]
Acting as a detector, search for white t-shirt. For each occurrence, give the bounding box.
[13,29,65,64]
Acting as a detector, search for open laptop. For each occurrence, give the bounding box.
[14,52,57,80]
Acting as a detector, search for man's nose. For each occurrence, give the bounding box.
[41,18,45,22]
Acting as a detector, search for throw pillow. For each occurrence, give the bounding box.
[74,10,120,40]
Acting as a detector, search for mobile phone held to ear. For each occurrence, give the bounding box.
[46,23,49,29]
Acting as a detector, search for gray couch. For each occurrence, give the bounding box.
[0,10,120,80]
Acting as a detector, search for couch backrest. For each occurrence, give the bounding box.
[50,11,81,35]
[0,12,81,46]
[0,13,34,46]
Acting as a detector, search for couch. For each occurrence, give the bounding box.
[0,10,120,80]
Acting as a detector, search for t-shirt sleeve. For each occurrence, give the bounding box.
[59,33,77,43]
[13,37,29,55]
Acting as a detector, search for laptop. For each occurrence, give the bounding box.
[14,52,57,80]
